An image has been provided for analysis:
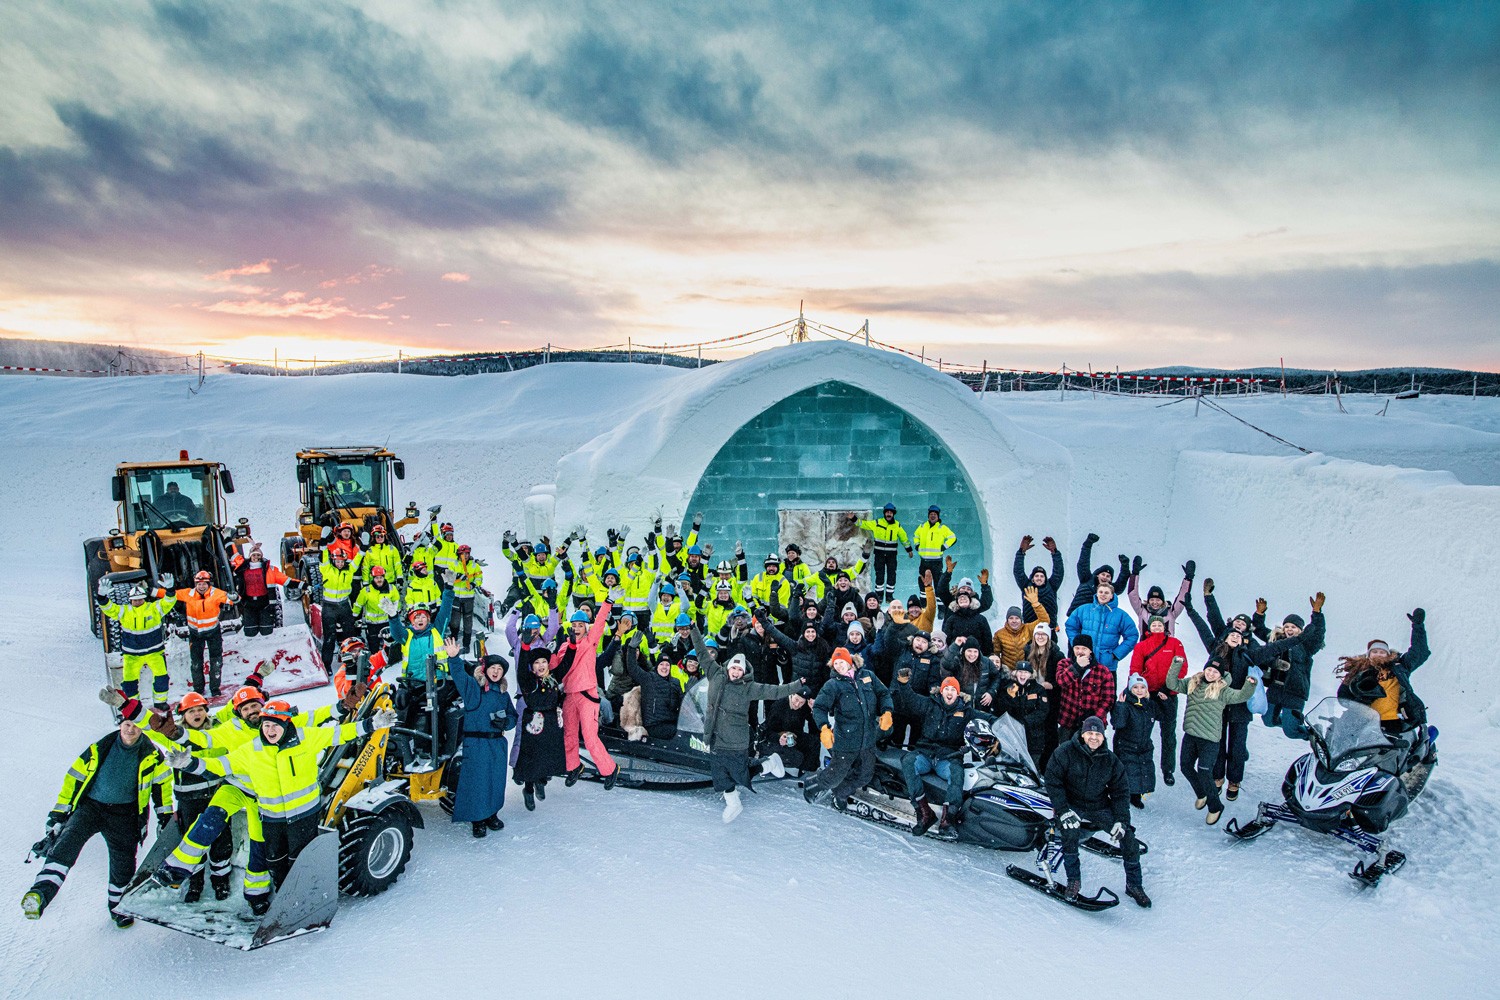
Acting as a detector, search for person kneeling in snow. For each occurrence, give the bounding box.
[700,625,803,823]
[1045,715,1150,908]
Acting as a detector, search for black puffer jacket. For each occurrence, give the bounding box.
[812,669,892,753]
[759,614,831,693]
[624,650,684,729]
[891,683,976,757]
[1044,735,1130,823]
[1013,546,1065,624]
[894,648,941,696]
[941,605,994,656]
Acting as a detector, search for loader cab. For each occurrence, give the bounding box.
[117,464,221,532]
[293,447,412,536]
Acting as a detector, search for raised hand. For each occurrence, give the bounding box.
[1408,607,1425,624]
[1203,578,1215,597]
[1042,536,1057,553]
[1023,585,1038,603]
[1182,559,1196,580]
[1019,535,1034,552]
[979,569,990,585]
[1255,598,1268,615]
[944,556,956,573]
[1310,592,1325,612]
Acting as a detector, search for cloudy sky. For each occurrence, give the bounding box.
[1,1,1496,369]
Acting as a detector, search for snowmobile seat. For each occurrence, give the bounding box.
[875,747,908,773]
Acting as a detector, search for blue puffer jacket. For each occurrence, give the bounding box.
[1065,600,1140,671]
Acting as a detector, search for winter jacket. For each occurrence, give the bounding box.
[1065,600,1139,671]
[992,596,1050,668]
[891,682,976,757]
[1044,735,1130,823]
[53,732,174,837]
[1254,611,1326,707]
[812,669,893,754]
[996,675,1051,758]
[1165,668,1257,742]
[99,593,177,656]
[1012,546,1065,625]
[174,586,234,634]
[759,615,832,694]
[894,648,942,697]
[913,521,956,560]
[1128,633,1189,695]
[937,576,994,617]
[703,654,800,752]
[1337,617,1429,724]
[625,652,685,730]
[1067,537,1129,615]
[1127,574,1189,635]
[552,602,613,696]
[940,647,1001,705]
[360,542,404,585]
[448,668,516,822]
[1054,658,1115,729]
[941,606,994,656]
[1109,696,1155,754]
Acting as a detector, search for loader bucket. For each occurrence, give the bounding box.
[116,830,340,950]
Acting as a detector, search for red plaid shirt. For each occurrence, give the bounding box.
[1055,658,1114,728]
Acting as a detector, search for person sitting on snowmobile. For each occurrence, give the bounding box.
[891,673,977,839]
[1336,608,1431,736]
[1044,715,1150,908]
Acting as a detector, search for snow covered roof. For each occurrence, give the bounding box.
[546,342,1072,561]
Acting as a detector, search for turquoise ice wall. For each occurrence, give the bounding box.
[685,381,987,584]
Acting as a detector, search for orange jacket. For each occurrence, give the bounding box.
[175,587,234,633]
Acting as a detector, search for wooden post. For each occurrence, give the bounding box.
[397,349,403,374]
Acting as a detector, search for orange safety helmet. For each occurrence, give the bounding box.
[230,686,265,712]
[178,691,209,711]
[260,700,295,724]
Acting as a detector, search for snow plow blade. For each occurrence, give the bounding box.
[116,830,339,950]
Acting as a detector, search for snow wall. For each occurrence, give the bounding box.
[548,342,1072,573]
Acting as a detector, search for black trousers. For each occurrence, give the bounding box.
[1150,694,1180,777]
[1181,734,1223,812]
[872,550,898,596]
[29,799,140,915]
[917,558,943,590]
[177,790,233,892]
[241,595,277,637]
[808,746,876,802]
[710,749,753,793]
[320,602,359,672]
[187,629,224,695]
[450,596,476,648]
[1212,713,1250,784]
[261,814,321,890]
[1060,806,1142,888]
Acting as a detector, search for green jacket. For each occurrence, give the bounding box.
[1165,667,1257,742]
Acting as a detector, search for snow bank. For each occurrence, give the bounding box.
[549,342,1071,566]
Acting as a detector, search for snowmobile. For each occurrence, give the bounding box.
[836,715,1146,911]
[85,453,326,710]
[1226,697,1437,887]
[116,665,453,949]
[580,680,787,791]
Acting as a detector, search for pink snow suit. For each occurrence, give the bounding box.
[554,602,617,777]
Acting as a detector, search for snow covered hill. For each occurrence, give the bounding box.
[0,361,1496,999]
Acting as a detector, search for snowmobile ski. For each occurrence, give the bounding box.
[1350,850,1407,888]
[1004,865,1119,911]
[1079,833,1150,859]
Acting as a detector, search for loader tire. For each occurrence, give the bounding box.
[438,753,461,817]
[339,808,413,897]
[84,540,110,638]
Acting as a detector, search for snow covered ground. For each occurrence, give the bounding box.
[1,361,1497,999]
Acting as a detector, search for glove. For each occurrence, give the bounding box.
[734,540,744,557]
[378,596,400,616]
[896,667,912,683]
[618,526,629,542]
[98,687,125,709]
[979,569,990,585]
[701,542,714,558]
[1255,597,1268,615]
[944,556,956,573]
[1182,559,1196,580]
[340,681,368,713]
[258,656,279,680]
[819,726,834,749]
[606,528,618,546]
[693,512,703,530]
[1310,592,1325,612]
[1023,585,1038,603]
[158,573,174,590]
[1042,536,1057,553]
[371,708,398,730]
[653,516,662,532]
[1109,821,1126,840]
[1019,535,1033,552]
[174,626,191,639]
[607,586,623,603]
[149,709,182,740]
[1085,532,1100,545]
[1203,577,1215,596]
[1059,809,1080,831]
[878,711,893,732]
[96,576,110,597]
[46,810,69,836]
[163,745,192,769]
[1408,607,1425,624]
[1131,555,1144,575]
[665,523,678,541]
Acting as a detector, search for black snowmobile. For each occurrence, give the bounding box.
[1227,697,1438,887]
[580,680,787,791]
[837,715,1147,911]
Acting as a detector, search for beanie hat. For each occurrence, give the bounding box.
[842,603,858,617]
[1232,613,1253,628]
[846,621,866,640]
[1006,606,1023,620]
[1033,622,1052,640]
[726,653,750,672]
[1147,585,1165,602]
[1071,634,1093,651]
[940,676,961,695]
[1080,716,1106,735]
[1127,673,1148,689]
[957,577,975,592]
[907,594,922,607]
[1148,614,1167,630]
[1282,613,1305,630]
[1367,639,1390,653]
[830,647,854,671]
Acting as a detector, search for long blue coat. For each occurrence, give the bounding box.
[449,668,517,823]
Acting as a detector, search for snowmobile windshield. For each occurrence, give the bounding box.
[677,679,708,735]
[1309,698,1392,773]
[988,714,1041,776]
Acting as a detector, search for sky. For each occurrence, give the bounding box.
[0,1,1496,370]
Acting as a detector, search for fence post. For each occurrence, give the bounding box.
[1474,374,1478,398]
[397,350,403,374]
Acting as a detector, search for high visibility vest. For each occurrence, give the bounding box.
[319,559,358,604]
[858,517,910,552]
[750,572,791,607]
[650,597,689,645]
[913,522,957,559]
[100,595,177,655]
[453,558,484,597]
[621,565,656,616]
[176,587,232,633]
[361,544,403,584]
[353,585,397,624]
[205,721,362,821]
[404,575,441,608]
[399,628,449,683]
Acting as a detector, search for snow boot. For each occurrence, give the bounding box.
[564,765,585,787]
[1206,808,1222,826]
[21,891,44,920]
[1195,796,1207,810]
[1130,794,1145,809]
[1126,885,1153,909]
[1162,771,1175,787]
[184,884,203,904]
[1063,879,1082,901]
[802,782,829,806]
[472,822,488,839]
[1226,783,1240,802]
[833,795,849,813]
[602,767,620,791]
[1214,778,1224,790]
[722,789,743,824]
[535,782,546,801]
[933,805,960,841]
[249,896,270,917]
[148,864,185,891]
[211,875,231,901]
[912,797,938,837]
[111,911,135,929]
[485,816,504,831]
[523,785,536,811]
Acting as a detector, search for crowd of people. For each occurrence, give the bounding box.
[31,504,1433,923]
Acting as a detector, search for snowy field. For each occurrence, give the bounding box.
[1,360,1498,1000]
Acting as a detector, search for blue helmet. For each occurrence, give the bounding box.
[883,502,897,513]
[522,614,542,631]
[731,605,749,619]
[928,504,941,515]
[626,550,643,564]
[540,578,558,592]
[659,581,677,596]
[534,541,549,555]
[568,610,589,624]
[602,566,621,582]
[687,545,703,557]
[594,546,608,558]
[621,610,638,623]
[674,613,692,628]
[705,636,719,649]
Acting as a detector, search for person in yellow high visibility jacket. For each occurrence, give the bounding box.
[360,524,404,587]
[749,554,792,608]
[912,505,957,590]
[22,696,173,925]
[450,544,486,650]
[97,580,178,707]
[157,700,393,914]
[649,581,693,646]
[353,565,401,649]
[318,548,361,673]
[431,521,460,580]
[620,552,657,624]
[404,559,443,608]
[856,503,913,603]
